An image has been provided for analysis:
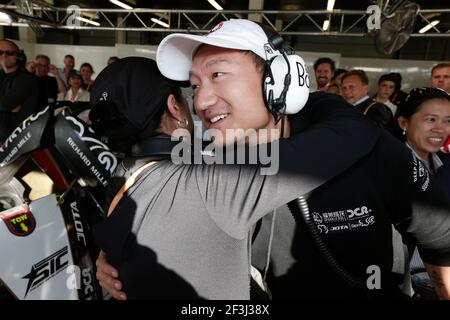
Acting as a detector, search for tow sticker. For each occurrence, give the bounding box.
[0,205,36,237]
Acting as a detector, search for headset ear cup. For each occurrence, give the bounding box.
[265,54,310,115]
[16,49,26,66]
[263,59,275,110]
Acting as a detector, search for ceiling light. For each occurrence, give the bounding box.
[109,0,133,10]
[208,0,223,11]
[76,16,100,26]
[151,18,169,28]
[419,20,440,33]
[81,12,99,20]
[406,67,419,73]
[353,66,384,72]
[326,0,335,11]
[323,20,330,31]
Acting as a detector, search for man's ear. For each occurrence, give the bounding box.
[363,84,369,95]
[166,94,182,121]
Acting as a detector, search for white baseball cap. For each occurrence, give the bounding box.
[156,19,281,81]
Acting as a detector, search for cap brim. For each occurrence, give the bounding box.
[157,33,255,82]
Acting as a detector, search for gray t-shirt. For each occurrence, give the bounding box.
[97,160,329,299]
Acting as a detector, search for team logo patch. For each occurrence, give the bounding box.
[0,205,36,237]
[312,206,376,234]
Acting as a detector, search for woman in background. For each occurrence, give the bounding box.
[396,87,450,174]
[395,87,450,299]
[80,62,94,91]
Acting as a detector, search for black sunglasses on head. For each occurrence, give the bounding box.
[0,50,17,56]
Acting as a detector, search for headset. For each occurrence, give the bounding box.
[255,25,368,295]
[16,49,27,66]
[256,23,310,121]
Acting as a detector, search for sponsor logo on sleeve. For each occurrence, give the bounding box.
[412,155,430,191]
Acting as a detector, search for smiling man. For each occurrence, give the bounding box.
[342,69,393,129]
[189,45,284,145]
[313,57,335,92]
[96,19,450,300]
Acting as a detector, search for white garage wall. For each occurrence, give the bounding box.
[13,41,441,95]
[339,57,437,94]
[14,41,158,79]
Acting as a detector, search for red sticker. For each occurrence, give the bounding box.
[209,21,224,34]
[0,205,36,237]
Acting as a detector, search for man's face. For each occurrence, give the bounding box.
[35,57,50,77]
[64,57,75,69]
[431,67,450,93]
[190,45,275,145]
[0,41,18,71]
[341,75,369,105]
[69,76,82,89]
[377,80,396,101]
[315,63,334,89]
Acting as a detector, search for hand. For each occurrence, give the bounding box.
[49,64,58,76]
[96,250,127,300]
[425,263,450,300]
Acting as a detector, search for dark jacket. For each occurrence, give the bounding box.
[355,97,393,129]
[252,93,450,300]
[36,75,58,109]
[0,68,39,142]
[437,156,450,200]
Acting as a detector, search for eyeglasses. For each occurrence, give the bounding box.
[0,50,17,56]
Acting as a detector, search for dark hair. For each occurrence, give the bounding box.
[146,86,184,139]
[35,54,50,64]
[243,50,266,74]
[68,72,82,81]
[398,87,450,119]
[313,57,336,73]
[378,73,398,85]
[108,56,120,62]
[90,57,187,154]
[64,54,75,60]
[431,62,450,76]
[393,87,450,141]
[332,68,347,80]
[80,62,94,74]
[342,69,369,85]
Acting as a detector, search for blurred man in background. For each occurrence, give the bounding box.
[431,63,450,93]
[0,39,38,143]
